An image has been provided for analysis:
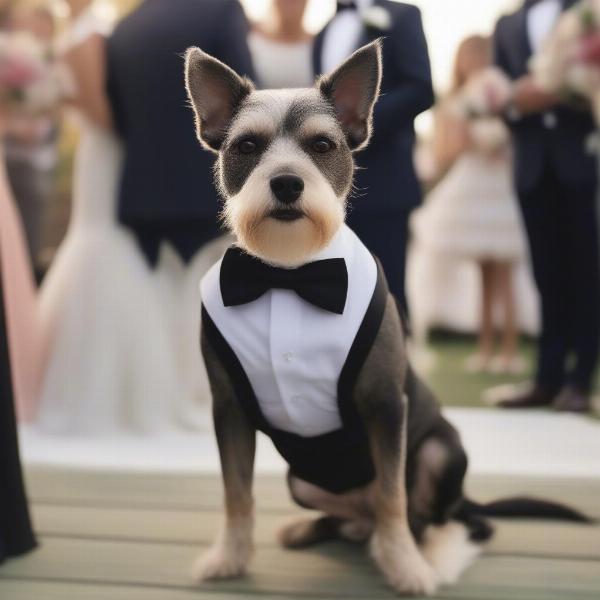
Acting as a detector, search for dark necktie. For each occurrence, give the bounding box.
[337,1,357,13]
[220,246,349,315]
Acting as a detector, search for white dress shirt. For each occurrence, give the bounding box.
[527,0,562,53]
[321,0,375,74]
[201,225,378,437]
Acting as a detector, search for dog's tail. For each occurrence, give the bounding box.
[458,496,594,524]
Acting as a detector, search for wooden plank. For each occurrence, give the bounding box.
[1,536,599,599]
[0,580,295,600]
[30,504,600,560]
[463,477,600,520]
[486,521,600,560]
[25,466,600,519]
[24,468,294,512]
[1,578,600,600]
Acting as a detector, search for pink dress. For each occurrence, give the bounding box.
[0,155,42,421]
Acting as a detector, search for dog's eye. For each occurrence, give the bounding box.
[312,139,333,153]
[238,139,257,154]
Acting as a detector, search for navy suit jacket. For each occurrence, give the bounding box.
[313,1,434,217]
[493,0,596,193]
[106,0,254,230]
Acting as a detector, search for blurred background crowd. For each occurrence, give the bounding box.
[2,0,600,566]
[0,0,599,424]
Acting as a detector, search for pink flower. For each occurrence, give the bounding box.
[577,32,600,64]
[0,57,39,88]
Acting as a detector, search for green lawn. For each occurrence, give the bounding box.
[425,333,600,415]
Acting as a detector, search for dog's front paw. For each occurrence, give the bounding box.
[192,542,252,581]
[371,528,438,596]
[191,527,253,583]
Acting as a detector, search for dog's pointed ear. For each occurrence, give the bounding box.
[185,47,254,152]
[318,40,382,151]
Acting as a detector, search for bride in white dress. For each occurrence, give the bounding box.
[36,0,185,434]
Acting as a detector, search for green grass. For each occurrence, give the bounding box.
[425,333,600,415]
[425,333,535,408]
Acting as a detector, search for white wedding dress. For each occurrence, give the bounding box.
[35,8,195,434]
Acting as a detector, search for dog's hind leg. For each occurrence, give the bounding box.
[408,417,490,584]
[408,418,468,530]
[354,296,439,596]
[278,515,375,548]
[278,515,343,548]
[282,474,374,548]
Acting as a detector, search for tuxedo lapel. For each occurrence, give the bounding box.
[357,0,388,48]
[313,27,325,76]
[516,5,533,65]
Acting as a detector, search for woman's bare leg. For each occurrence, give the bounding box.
[495,262,519,362]
[466,261,495,372]
[479,261,496,358]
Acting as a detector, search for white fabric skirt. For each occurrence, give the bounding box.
[412,153,527,261]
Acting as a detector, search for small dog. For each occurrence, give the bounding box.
[184,41,589,596]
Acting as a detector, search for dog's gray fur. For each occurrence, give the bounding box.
[186,41,479,595]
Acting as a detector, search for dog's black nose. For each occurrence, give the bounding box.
[270,175,304,205]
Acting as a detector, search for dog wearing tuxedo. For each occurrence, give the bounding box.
[184,41,588,596]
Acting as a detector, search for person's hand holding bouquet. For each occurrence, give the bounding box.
[531,0,600,121]
[454,67,514,118]
[450,67,512,157]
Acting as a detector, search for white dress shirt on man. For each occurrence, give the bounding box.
[527,0,563,129]
[201,225,378,437]
[527,0,562,53]
[321,0,375,74]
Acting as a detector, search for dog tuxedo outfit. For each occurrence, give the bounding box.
[201,224,389,493]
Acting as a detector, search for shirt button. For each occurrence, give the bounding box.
[283,351,294,363]
[543,112,557,129]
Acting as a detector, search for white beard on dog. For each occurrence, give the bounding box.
[201,224,377,437]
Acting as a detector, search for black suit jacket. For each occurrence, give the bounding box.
[493,0,597,193]
[313,1,434,217]
[106,0,254,231]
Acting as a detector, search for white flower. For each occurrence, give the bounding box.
[530,9,584,93]
[455,67,514,118]
[362,6,392,31]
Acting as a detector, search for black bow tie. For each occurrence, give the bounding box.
[337,1,357,12]
[220,247,348,315]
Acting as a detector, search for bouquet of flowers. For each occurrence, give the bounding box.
[0,31,66,116]
[450,67,513,154]
[453,67,514,119]
[531,0,600,120]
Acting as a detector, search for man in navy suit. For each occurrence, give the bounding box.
[314,0,434,315]
[107,0,254,268]
[493,0,600,412]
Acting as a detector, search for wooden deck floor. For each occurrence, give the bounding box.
[1,468,599,599]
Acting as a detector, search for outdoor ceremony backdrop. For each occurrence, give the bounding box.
[44,0,525,265]
[104,0,519,93]
[52,0,521,95]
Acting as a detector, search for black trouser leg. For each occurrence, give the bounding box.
[561,179,600,390]
[347,212,411,317]
[518,170,570,391]
[0,269,37,563]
